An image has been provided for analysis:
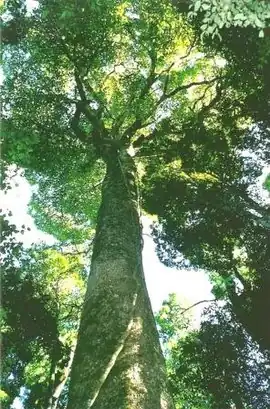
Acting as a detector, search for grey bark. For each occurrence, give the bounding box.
[67,149,174,409]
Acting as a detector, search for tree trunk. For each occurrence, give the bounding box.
[48,344,76,409]
[67,149,174,409]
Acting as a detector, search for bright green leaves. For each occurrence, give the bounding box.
[156,293,192,348]
[0,390,9,403]
[30,248,86,334]
[2,120,39,167]
[126,0,183,60]
[188,0,270,39]
[263,173,270,192]
[28,197,93,245]
[157,159,219,185]
[32,0,120,69]
[156,294,209,409]
[210,272,234,299]
[24,349,51,385]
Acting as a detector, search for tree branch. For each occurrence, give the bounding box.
[179,299,217,315]
[157,62,175,79]
[58,36,109,139]
[139,49,157,99]
[48,345,76,409]
[121,118,143,141]
[60,243,93,257]
[70,102,89,143]
[178,36,198,61]
[73,71,108,147]
[191,83,214,112]
[198,80,223,117]
[159,76,223,104]
[113,51,157,139]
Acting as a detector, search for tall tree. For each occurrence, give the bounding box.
[2,0,268,407]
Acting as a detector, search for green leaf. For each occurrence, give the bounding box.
[202,3,211,11]
[0,390,9,401]
[194,1,201,12]
[234,13,245,21]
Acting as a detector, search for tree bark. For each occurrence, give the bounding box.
[67,149,174,409]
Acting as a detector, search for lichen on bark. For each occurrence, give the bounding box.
[67,148,174,409]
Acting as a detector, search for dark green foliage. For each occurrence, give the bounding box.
[141,24,270,352]
[157,297,270,409]
[263,174,270,191]
[145,159,270,350]
[1,203,86,408]
[1,215,57,408]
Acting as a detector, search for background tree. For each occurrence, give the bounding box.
[1,167,87,409]
[143,16,270,353]
[157,295,270,409]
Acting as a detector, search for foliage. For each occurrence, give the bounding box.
[263,173,270,192]
[188,0,270,39]
[1,0,199,244]
[155,293,191,351]
[141,18,270,352]
[157,296,270,409]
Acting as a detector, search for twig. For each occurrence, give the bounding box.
[70,102,89,143]
[157,61,175,78]
[198,81,223,117]
[142,233,153,239]
[180,299,217,315]
[191,83,213,112]
[139,49,157,99]
[178,36,198,61]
